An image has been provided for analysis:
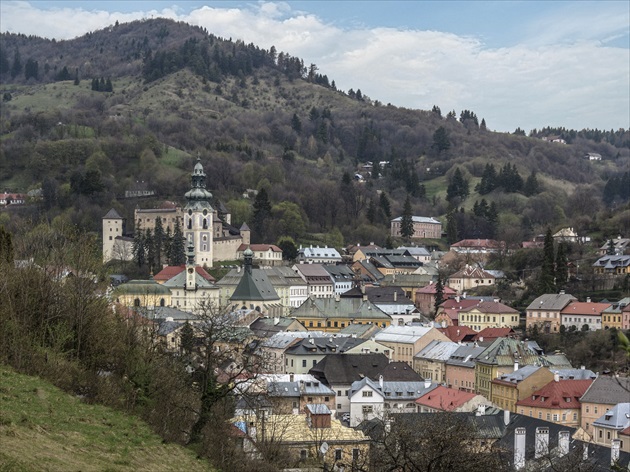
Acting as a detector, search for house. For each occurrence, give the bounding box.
[515,376,594,428]
[474,338,572,400]
[284,336,366,374]
[309,353,391,415]
[233,410,370,469]
[560,299,611,331]
[345,242,381,260]
[471,327,517,343]
[552,227,579,243]
[292,263,334,299]
[323,264,356,295]
[236,244,283,266]
[415,385,488,413]
[415,283,457,316]
[379,272,436,303]
[579,376,630,437]
[154,264,216,284]
[113,279,173,311]
[444,343,486,392]
[342,286,419,326]
[542,135,566,144]
[413,340,460,383]
[291,295,392,333]
[624,304,630,330]
[368,253,423,276]
[374,326,450,366]
[598,237,630,256]
[248,316,306,339]
[0,192,27,205]
[266,377,336,414]
[348,376,437,426]
[436,325,477,343]
[350,259,385,284]
[447,265,499,293]
[585,152,602,161]
[397,245,432,263]
[601,298,630,330]
[592,255,630,275]
[296,245,342,264]
[526,292,577,333]
[592,403,630,450]
[390,216,442,239]
[435,297,480,327]
[456,301,520,331]
[490,365,554,413]
[450,239,505,255]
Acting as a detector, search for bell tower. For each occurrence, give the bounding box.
[184,158,214,266]
[185,238,197,291]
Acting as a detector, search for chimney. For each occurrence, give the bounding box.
[514,361,519,371]
[335,293,340,302]
[424,378,431,389]
[477,404,486,416]
[558,431,570,457]
[273,316,280,325]
[583,444,589,461]
[554,373,560,382]
[514,427,526,471]
[611,439,621,465]
[394,291,397,302]
[379,374,384,389]
[535,427,549,459]
[455,295,460,303]
[559,290,565,295]
[586,297,591,303]
[504,409,510,426]
[479,336,484,343]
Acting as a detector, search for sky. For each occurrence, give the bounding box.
[1,1,629,133]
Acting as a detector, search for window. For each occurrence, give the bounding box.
[337,404,342,409]
[325,396,330,402]
[362,391,373,397]
[308,397,313,402]
[538,412,542,419]
[607,431,611,440]
[302,360,307,368]
[546,413,551,421]
[353,449,360,461]
[362,405,373,414]
[599,430,603,439]
[338,390,342,396]
[335,449,342,461]
[300,450,307,460]
[594,407,598,414]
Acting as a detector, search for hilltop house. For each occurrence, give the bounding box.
[390,216,442,239]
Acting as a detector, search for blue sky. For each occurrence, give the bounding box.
[1,1,629,132]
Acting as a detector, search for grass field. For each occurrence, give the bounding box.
[0,365,212,472]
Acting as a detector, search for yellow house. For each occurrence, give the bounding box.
[114,279,172,310]
[490,365,554,412]
[456,301,520,332]
[601,298,630,330]
[374,326,449,367]
[579,376,630,437]
[292,296,392,333]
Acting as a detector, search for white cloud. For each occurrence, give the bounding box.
[1,1,628,132]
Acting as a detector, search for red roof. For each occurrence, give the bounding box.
[437,298,479,320]
[154,265,216,282]
[515,379,593,410]
[472,327,516,341]
[620,426,630,437]
[461,301,519,315]
[560,301,611,316]
[415,385,477,411]
[437,325,477,342]
[416,284,457,295]
[451,239,505,249]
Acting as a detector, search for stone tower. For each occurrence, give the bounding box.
[184,158,214,266]
[102,208,124,263]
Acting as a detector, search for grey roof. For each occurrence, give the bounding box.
[526,293,577,311]
[162,270,217,289]
[415,340,461,362]
[153,306,198,321]
[354,260,385,281]
[592,403,630,430]
[231,267,280,301]
[602,297,630,314]
[306,404,331,415]
[580,376,630,405]
[157,320,183,336]
[380,362,424,382]
[495,365,543,384]
[285,336,366,356]
[103,208,123,219]
[298,246,342,259]
[309,353,391,385]
[593,255,630,269]
[397,246,431,257]
[338,323,382,338]
[350,377,438,400]
[292,297,391,321]
[375,326,434,344]
[268,382,300,397]
[446,344,489,368]
[323,264,356,280]
[552,368,597,380]
[391,216,441,224]
[249,317,305,338]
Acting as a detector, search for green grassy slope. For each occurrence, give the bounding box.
[0,365,212,472]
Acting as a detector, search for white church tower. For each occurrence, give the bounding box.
[184,158,214,266]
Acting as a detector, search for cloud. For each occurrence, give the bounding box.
[1,1,628,132]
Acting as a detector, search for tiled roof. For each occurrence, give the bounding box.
[309,353,390,385]
[560,301,611,316]
[415,340,461,362]
[415,385,477,411]
[292,297,391,320]
[237,244,282,252]
[416,283,457,295]
[526,293,577,311]
[448,266,496,280]
[155,265,216,282]
[462,301,519,315]
[445,344,486,368]
[472,327,516,341]
[375,326,434,343]
[103,208,123,219]
[451,239,504,249]
[380,362,424,382]
[285,336,365,356]
[437,325,477,342]
[492,365,544,385]
[515,379,593,409]
[580,376,630,405]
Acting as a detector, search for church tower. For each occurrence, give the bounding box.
[184,158,214,266]
[185,238,197,291]
[102,208,124,263]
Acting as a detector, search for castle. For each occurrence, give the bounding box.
[103,159,250,266]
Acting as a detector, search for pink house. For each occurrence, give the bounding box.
[415,283,457,316]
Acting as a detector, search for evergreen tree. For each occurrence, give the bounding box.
[105,77,113,92]
[432,126,450,153]
[170,219,186,265]
[371,159,381,180]
[180,321,195,357]
[447,167,469,202]
[0,226,14,265]
[446,208,458,244]
[555,242,568,289]
[291,113,302,133]
[606,239,616,255]
[433,277,445,317]
[24,58,38,80]
[379,192,391,219]
[145,229,155,273]
[154,217,164,268]
[0,46,9,75]
[487,202,499,239]
[73,68,80,85]
[133,228,146,268]
[524,170,541,196]
[252,188,272,242]
[539,228,556,293]
[431,105,442,118]
[480,118,487,130]
[400,196,414,241]
[366,199,377,224]
[476,164,497,195]
[11,49,22,78]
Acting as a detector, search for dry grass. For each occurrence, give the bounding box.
[0,365,212,472]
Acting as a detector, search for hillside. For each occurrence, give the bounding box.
[0,18,629,253]
[0,365,212,472]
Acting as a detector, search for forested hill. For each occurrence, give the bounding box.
[0,18,628,250]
